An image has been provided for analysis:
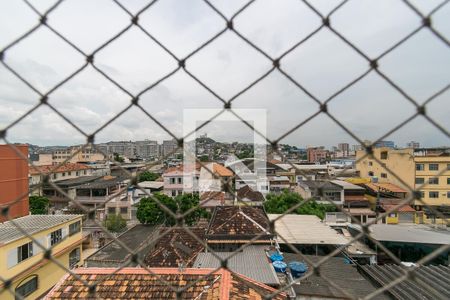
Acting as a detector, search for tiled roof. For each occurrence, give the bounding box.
[381,203,416,213]
[236,185,265,202]
[212,163,233,177]
[163,164,201,176]
[144,227,206,267]
[200,191,225,207]
[207,206,272,240]
[44,268,287,299]
[29,163,91,175]
[344,195,369,202]
[365,182,408,194]
[361,264,450,300]
[0,215,81,244]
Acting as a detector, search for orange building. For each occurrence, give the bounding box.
[0,145,29,222]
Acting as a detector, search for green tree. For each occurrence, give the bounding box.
[199,155,209,162]
[136,193,207,226]
[174,193,207,225]
[138,171,159,182]
[103,214,127,232]
[29,195,49,214]
[113,153,124,163]
[136,193,177,225]
[263,190,336,219]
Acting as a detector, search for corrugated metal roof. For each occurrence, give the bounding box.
[361,264,450,300]
[268,214,348,245]
[349,224,450,245]
[0,215,82,244]
[193,245,280,285]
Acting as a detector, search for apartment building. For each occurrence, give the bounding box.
[135,140,159,158]
[0,145,29,222]
[0,215,83,300]
[356,147,450,219]
[34,146,104,166]
[162,139,179,157]
[29,163,94,196]
[307,146,328,163]
[163,164,200,197]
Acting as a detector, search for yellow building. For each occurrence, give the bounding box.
[0,215,83,300]
[356,147,450,221]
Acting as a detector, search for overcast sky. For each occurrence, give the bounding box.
[0,0,449,148]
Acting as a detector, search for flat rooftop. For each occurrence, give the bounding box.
[0,215,81,245]
[349,224,450,245]
[268,214,348,245]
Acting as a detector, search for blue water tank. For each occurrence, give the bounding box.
[273,261,287,273]
[288,261,308,278]
[270,253,284,262]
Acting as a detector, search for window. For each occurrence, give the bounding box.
[76,171,79,176]
[50,229,63,246]
[415,177,425,184]
[368,161,373,166]
[108,207,116,214]
[177,177,182,184]
[368,171,374,176]
[52,174,57,179]
[170,178,175,184]
[381,173,387,178]
[419,191,425,199]
[15,276,38,299]
[447,192,450,199]
[120,207,128,214]
[83,170,87,175]
[380,151,388,160]
[416,164,424,171]
[429,177,439,185]
[62,172,66,177]
[171,190,176,197]
[448,178,450,185]
[388,213,396,218]
[429,164,439,171]
[69,248,80,268]
[68,171,71,176]
[69,221,81,236]
[17,242,33,263]
[429,191,439,198]
[447,164,450,170]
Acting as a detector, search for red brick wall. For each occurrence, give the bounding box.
[0,145,29,222]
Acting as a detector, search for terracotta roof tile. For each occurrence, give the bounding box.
[44,268,287,299]
[207,206,272,240]
[212,163,233,177]
[144,227,206,267]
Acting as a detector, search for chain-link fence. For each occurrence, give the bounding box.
[1,0,449,299]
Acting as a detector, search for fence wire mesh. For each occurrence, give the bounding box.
[0,0,449,299]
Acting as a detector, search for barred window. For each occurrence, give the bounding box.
[15,276,38,299]
[50,229,63,246]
